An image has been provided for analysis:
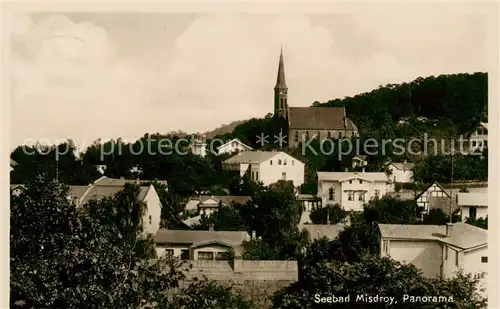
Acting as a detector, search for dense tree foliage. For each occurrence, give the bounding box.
[309,203,347,224]
[10,176,183,309]
[318,73,487,134]
[272,255,487,309]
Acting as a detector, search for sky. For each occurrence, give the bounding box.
[9,8,492,150]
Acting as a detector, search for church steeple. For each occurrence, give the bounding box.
[274,46,289,119]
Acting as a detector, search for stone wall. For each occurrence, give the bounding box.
[178,260,298,308]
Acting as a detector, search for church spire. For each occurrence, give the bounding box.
[275,45,287,89]
[274,46,289,119]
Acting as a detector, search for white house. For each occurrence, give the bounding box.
[385,161,415,183]
[154,227,250,260]
[67,176,163,236]
[458,192,488,221]
[190,134,207,157]
[217,138,252,155]
[222,151,305,188]
[317,171,392,211]
[468,122,488,152]
[351,155,368,170]
[185,195,251,216]
[378,222,488,297]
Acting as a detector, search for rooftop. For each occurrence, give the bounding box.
[154,229,249,247]
[223,151,284,164]
[378,222,487,250]
[289,107,357,131]
[458,192,488,207]
[317,171,389,183]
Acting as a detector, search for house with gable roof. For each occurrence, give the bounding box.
[317,171,393,211]
[72,176,162,236]
[378,222,488,297]
[223,151,305,188]
[385,160,415,183]
[154,226,250,260]
[217,138,253,155]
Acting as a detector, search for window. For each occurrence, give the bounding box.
[255,171,259,181]
[316,131,321,139]
[251,171,255,180]
[481,256,488,263]
[292,160,294,165]
[359,180,362,184]
[284,159,287,165]
[348,191,354,201]
[469,207,477,220]
[383,240,389,254]
[444,247,448,260]
[305,131,310,140]
[349,180,352,184]
[165,249,174,257]
[216,252,230,260]
[278,159,282,165]
[338,132,343,139]
[198,251,214,260]
[270,160,273,165]
[294,131,299,142]
[358,191,365,202]
[149,215,152,225]
[327,131,332,139]
[328,187,335,201]
[180,249,189,260]
[282,172,286,180]
[455,251,459,266]
[374,190,380,198]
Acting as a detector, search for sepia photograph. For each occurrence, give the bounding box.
[3,2,498,308]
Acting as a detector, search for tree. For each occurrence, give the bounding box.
[309,204,347,224]
[172,279,254,309]
[194,204,247,231]
[465,216,488,229]
[10,175,183,309]
[271,255,487,309]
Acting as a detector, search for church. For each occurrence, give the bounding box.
[273,48,359,147]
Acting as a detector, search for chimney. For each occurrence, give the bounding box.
[446,223,453,237]
[251,230,256,239]
[208,224,214,231]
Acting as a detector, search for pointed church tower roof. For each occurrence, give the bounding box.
[275,46,287,89]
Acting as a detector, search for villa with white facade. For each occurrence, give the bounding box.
[385,161,415,183]
[379,222,488,297]
[458,192,488,221]
[223,151,305,188]
[317,171,392,211]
